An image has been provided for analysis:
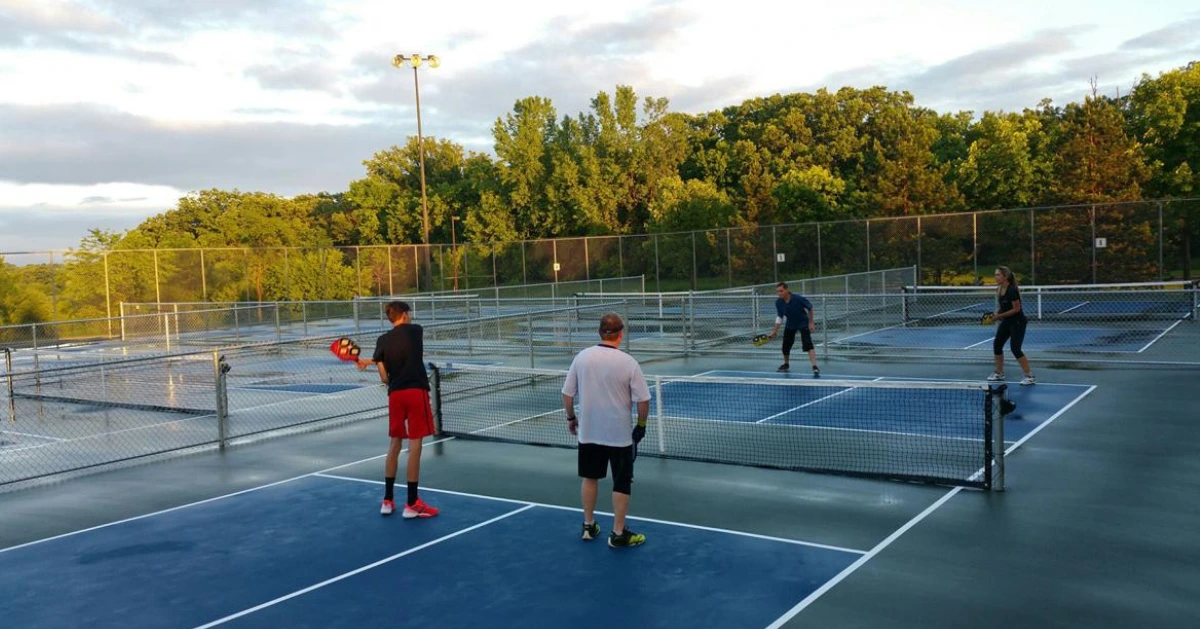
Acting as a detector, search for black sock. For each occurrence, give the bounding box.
[407,481,418,506]
[384,477,395,501]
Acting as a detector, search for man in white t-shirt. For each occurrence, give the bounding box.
[562,312,651,548]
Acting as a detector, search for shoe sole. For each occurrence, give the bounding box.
[403,511,437,519]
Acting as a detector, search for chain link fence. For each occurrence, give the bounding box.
[5,200,1197,326]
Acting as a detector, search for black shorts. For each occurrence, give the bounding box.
[578,442,635,494]
[782,328,814,354]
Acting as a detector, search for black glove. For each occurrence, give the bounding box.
[632,424,646,444]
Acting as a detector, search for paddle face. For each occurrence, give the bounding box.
[330,337,362,362]
[751,334,770,347]
[980,312,996,326]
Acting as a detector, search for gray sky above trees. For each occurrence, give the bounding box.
[1,0,1197,252]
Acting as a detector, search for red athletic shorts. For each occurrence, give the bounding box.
[387,389,435,439]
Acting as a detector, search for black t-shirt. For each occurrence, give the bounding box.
[997,285,1026,322]
[372,324,429,392]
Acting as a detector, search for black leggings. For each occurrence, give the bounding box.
[993,317,1027,359]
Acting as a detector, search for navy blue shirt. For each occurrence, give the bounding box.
[775,295,813,330]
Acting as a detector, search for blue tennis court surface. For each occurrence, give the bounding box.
[0,475,861,629]
[698,370,1092,443]
[831,325,1177,353]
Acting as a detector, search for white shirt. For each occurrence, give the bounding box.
[562,344,651,447]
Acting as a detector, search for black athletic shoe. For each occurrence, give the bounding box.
[581,521,601,541]
[812,366,820,378]
[777,363,790,372]
[608,528,646,548]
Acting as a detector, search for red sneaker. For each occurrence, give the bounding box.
[380,499,396,516]
[403,498,439,519]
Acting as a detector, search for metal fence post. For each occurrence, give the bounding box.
[103,252,113,338]
[726,228,733,288]
[653,234,661,293]
[816,223,823,277]
[772,225,779,283]
[1158,201,1164,281]
[618,236,625,279]
[691,232,698,291]
[527,312,535,369]
[916,216,923,285]
[200,248,208,301]
[866,220,871,272]
[4,347,15,425]
[1029,209,1036,285]
[622,299,630,353]
[821,295,830,360]
[1090,206,1097,284]
[973,213,979,284]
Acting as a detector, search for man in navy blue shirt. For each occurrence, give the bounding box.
[768,282,820,376]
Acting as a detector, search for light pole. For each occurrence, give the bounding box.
[450,215,460,291]
[392,52,439,291]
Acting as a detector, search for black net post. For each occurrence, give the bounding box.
[429,362,443,434]
[215,352,230,451]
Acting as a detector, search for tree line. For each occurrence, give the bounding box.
[2,62,1198,326]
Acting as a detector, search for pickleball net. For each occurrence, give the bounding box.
[429,362,1008,490]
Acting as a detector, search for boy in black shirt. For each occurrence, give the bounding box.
[357,301,440,517]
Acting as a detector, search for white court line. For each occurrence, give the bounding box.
[1137,318,1185,353]
[472,408,563,435]
[764,486,965,629]
[190,504,536,629]
[1000,385,1097,456]
[0,437,456,554]
[315,473,867,555]
[1056,301,1090,315]
[960,336,988,350]
[754,377,884,424]
[0,429,68,442]
[763,383,1099,629]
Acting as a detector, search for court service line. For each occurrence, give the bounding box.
[754,377,884,424]
[962,337,993,350]
[190,504,536,629]
[0,437,455,555]
[315,473,868,555]
[1136,318,1184,353]
[1056,301,1090,315]
[764,383,1099,629]
[0,429,67,442]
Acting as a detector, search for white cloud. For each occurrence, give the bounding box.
[1,0,1198,252]
[0,181,182,211]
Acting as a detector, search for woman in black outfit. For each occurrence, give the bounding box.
[987,266,1036,385]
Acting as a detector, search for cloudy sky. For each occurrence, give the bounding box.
[1,0,1198,256]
